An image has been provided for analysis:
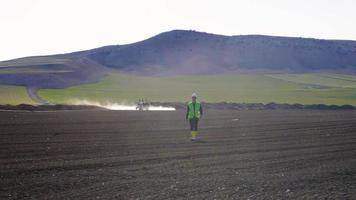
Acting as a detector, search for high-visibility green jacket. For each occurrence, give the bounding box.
[186,101,202,119]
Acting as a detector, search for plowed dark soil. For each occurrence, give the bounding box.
[1,110,356,199]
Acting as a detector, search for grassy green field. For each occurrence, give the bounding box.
[266,74,356,88]
[38,73,356,105]
[0,85,35,105]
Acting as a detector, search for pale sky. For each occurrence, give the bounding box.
[1,0,356,61]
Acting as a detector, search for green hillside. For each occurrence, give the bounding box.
[38,73,356,105]
[0,85,35,105]
[266,74,356,88]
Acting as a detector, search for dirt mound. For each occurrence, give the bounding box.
[154,102,356,110]
[1,102,354,111]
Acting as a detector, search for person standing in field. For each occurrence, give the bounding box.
[186,93,203,141]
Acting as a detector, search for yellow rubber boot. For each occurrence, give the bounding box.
[191,131,197,140]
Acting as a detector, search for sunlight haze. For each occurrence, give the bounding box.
[1,0,355,61]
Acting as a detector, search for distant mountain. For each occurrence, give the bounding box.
[1,30,356,88]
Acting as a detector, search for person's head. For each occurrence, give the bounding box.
[191,93,197,102]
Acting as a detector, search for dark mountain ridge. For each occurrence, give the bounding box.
[1,30,356,88]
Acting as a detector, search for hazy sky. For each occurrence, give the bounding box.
[1,0,356,61]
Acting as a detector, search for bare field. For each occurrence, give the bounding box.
[1,110,356,199]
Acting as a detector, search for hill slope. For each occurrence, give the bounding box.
[86,30,356,75]
[1,30,356,88]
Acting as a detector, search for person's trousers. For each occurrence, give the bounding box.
[189,118,199,131]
